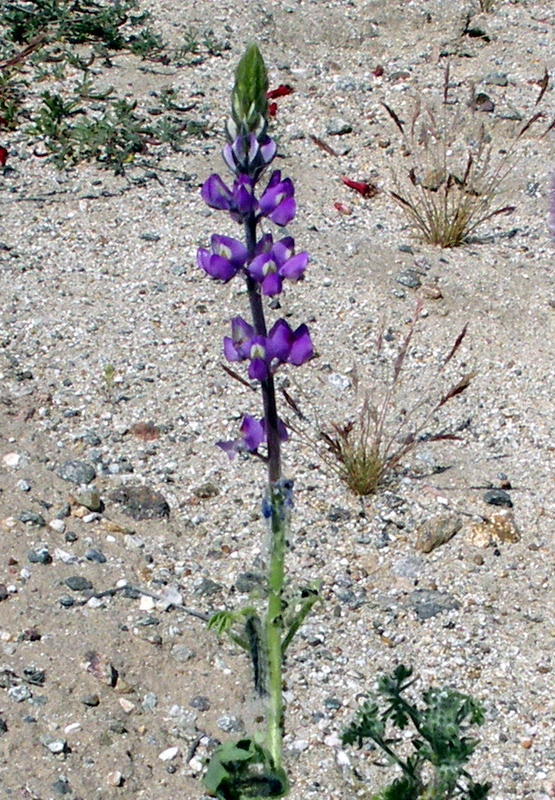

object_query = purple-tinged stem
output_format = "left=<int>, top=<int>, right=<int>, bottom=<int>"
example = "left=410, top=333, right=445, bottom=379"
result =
left=244, top=212, right=282, bottom=483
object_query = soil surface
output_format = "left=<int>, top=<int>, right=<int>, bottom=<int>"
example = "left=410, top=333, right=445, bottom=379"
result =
left=1, top=1, right=555, bottom=799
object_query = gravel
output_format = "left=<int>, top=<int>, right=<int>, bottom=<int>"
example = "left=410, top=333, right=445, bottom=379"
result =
left=1, top=1, right=555, bottom=799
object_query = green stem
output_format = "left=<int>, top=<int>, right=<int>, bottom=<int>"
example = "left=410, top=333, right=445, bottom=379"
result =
left=266, top=483, right=288, bottom=768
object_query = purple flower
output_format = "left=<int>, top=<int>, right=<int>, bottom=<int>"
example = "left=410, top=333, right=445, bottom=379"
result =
left=217, top=415, right=288, bottom=460
left=197, top=234, right=248, bottom=282
left=223, top=316, right=313, bottom=380
left=223, top=133, right=277, bottom=180
left=201, top=174, right=257, bottom=222
left=259, top=170, right=295, bottom=226
left=248, top=235, right=308, bottom=295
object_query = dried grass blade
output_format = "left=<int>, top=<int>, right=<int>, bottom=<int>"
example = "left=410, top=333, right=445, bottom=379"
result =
left=441, top=323, right=468, bottom=370
left=393, top=301, right=422, bottom=382
left=281, top=388, right=307, bottom=420
left=540, top=115, right=555, bottom=139
left=221, top=363, right=256, bottom=390
left=517, top=112, right=544, bottom=139
left=309, top=134, right=338, bottom=157
left=436, top=370, right=476, bottom=409
left=443, top=62, right=450, bottom=104
left=390, top=190, right=416, bottom=210
left=381, top=101, right=404, bottom=134
left=535, top=68, right=549, bottom=106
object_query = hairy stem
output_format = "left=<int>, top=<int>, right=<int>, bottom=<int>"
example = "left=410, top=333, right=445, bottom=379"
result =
left=266, top=483, right=288, bottom=767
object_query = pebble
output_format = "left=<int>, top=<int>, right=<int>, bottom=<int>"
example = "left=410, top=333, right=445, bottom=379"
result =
left=57, top=460, right=96, bottom=485
left=49, top=519, right=66, bottom=533
left=8, top=684, right=32, bottom=702
left=193, top=482, right=219, bottom=499
left=407, top=589, right=461, bottom=620
left=81, top=693, right=100, bottom=707
left=171, top=643, right=195, bottom=662
left=3, top=452, right=21, bottom=467
left=73, top=486, right=103, bottom=512
left=85, top=652, right=118, bottom=687
left=16, top=479, right=30, bottom=492
left=85, top=547, right=106, bottom=564
left=65, top=576, right=93, bottom=592
left=28, top=546, right=52, bottom=564
left=483, top=488, right=513, bottom=508
left=217, top=714, right=244, bottom=733
left=396, top=268, right=422, bottom=288
left=18, top=510, right=45, bottom=527
left=326, top=118, right=352, bottom=135
left=110, top=484, right=170, bottom=520
left=142, top=692, right=157, bottom=711
left=416, top=514, right=463, bottom=553
left=106, top=771, right=123, bottom=787
left=189, top=695, right=210, bottom=711
left=159, top=746, right=179, bottom=761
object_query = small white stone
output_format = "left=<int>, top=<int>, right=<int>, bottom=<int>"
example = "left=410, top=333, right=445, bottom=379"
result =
left=118, top=698, right=136, bottom=714
left=49, top=519, right=66, bottom=533
left=139, top=595, right=156, bottom=611
left=3, top=452, right=20, bottom=467
left=188, top=756, right=203, bottom=773
left=54, top=548, right=75, bottom=564
left=106, top=770, right=123, bottom=787
left=83, top=512, right=100, bottom=523
left=64, top=722, right=81, bottom=734
left=86, top=597, right=105, bottom=609
left=159, top=746, right=179, bottom=762
left=290, top=739, right=309, bottom=752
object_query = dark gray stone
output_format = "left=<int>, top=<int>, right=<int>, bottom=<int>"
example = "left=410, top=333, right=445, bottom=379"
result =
left=28, top=546, right=52, bottom=565
left=18, top=510, right=45, bottom=527
left=483, top=489, right=513, bottom=508
left=57, top=460, right=96, bottom=485
left=408, top=589, right=460, bottom=620
left=396, top=269, right=422, bottom=288
left=327, top=506, right=351, bottom=522
left=190, top=695, right=210, bottom=711
left=85, top=548, right=106, bottom=564
left=235, top=571, right=266, bottom=593
left=194, top=578, right=222, bottom=596
left=110, top=484, right=170, bottom=520
left=65, top=576, right=93, bottom=592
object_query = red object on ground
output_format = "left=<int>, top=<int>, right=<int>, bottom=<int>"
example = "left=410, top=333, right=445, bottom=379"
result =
left=266, top=84, right=293, bottom=99
left=341, top=175, right=379, bottom=198
left=334, top=202, right=352, bottom=215
left=0, top=146, right=7, bottom=166
left=268, top=102, right=277, bottom=117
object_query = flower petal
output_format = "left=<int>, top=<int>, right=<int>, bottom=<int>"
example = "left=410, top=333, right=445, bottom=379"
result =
left=289, top=324, right=313, bottom=365
left=267, top=319, right=293, bottom=361
left=262, top=271, right=282, bottom=296
left=216, top=439, right=238, bottom=460
left=240, top=416, right=265, bottom=450
left=201, top=174, right=232, bottom=209
left=268, top=197, right=296, bottom=226
left=248, top=358, right=268, bottom=381
left=199, top=253, right=238, bottom=281
left=223, top=336, right=242, bottom=362
left=280, top=251, right=307, bottom=281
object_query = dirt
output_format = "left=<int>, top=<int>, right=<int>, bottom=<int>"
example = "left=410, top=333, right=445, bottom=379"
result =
left=1, top=1, right=555, bottom=799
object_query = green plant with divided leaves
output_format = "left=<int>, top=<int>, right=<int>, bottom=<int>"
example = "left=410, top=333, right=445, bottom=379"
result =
left=342, top=665, right=492, bottom=800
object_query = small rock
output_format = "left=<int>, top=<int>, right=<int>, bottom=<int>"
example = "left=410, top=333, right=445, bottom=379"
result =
left=57, top=460, right=96, bottom=485
left=118, top=698, right=136, bottom=714
left=416, top=514, right=463, bottom=553
left=469, top=510, right=520, bottom=545
left=8, top=684, right=31, bottom=702
left=142, top=692, right=157, bottom=711
left=139, top=595, right=156, bottom=612
left=52, top=777, right=71, bottom=795
left=407, top=589, right=460, bottom=620
left=85, top=651, right=118, bottom=687
left=46, top=739, right=67, bottom=754
left=235, top=571, right=266, bottom=593
left=171, top=644, right=196, bottom=662
left=484, top=72, right=508, bottom=86
left=483, top=488, right=512, bottom=508
left=3, top=452, right=21, bottom=467
left=217, top=714, right=244, bottom=733
left=16, top=479, right=31, bottom=492
left=81, top=693, right=100, bottom=707
left=73, top=486, right=103, bottom=512
left=194, top=577, right=222, bottom=596
left=18, top=510, right=45, bottom=527
left=49, top=519, right=66, bottom=533
left=0, top=584, right=8, bottom=601
left=156, top=585, right=183, bottom=611
left=159, top=746, right=179, bottom=761
left=193, top=482, right=219, bottom=499
left=327, top=506, right=351, bottom=522
left=65, top=576, right=93, bottom=592
left=326, top=118, right=352, bottom=135
left=85, top=548, right=106, bottom=564
left=110, top=484, right=170, bottom=520
left=189, top=695, right=210, bottom=711
left=28, top=546, right=52, bottom=564
left=396, top=269, right=421, bottom=289
left=106, top=770, right=124, bottom=787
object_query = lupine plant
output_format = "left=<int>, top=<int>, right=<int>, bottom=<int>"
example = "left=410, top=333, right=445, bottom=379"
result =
left=197, top=44, right=317, bottom=799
